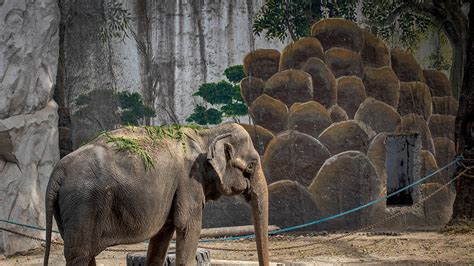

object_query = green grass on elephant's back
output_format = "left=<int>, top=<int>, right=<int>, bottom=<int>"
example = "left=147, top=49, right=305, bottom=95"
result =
left=101, top=124, right=207, bottom=170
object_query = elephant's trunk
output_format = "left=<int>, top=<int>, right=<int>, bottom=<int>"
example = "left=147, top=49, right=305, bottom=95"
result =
left=249, top=164, right=269, bottom=266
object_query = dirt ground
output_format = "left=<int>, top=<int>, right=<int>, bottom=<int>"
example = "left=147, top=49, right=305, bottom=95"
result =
left=1, top=232, right=473, bottom=265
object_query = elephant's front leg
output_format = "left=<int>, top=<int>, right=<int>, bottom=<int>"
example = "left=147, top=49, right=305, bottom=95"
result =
left=145, top=222, right=176, bottom=265
left=175, top=208, right=202, bottom=266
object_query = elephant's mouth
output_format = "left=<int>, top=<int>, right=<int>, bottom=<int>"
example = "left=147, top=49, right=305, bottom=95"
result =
left=242, top=178, right=252, bottom=202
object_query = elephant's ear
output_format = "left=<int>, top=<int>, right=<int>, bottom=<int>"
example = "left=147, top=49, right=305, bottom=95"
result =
left=207, top=133, right=234, bottom=183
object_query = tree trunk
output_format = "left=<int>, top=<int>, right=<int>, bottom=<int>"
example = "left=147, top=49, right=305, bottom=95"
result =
left=451, top=3, right=474, bottom=220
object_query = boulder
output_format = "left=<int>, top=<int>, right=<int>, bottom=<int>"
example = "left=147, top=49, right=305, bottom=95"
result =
left=336, top=76, right=367, bottom=118
left=398, top=82, right=433, bottom=121
left=361, top=29, right=390, bottom=68
left=240, top=77, right=265, bottom=106
left=318, top=120, right=376, bottom=155
left=363, top=66, right=400, bottom=108
left=203, top=195, right=251, bottom=228
left=268, top=180, right=321, bottom=230
left=243, top=49, right=280, bottom=81
left=396, top=114, right=435, bottom=155
left=249, top=94, right=288, bottom=134
left=288, top=101, right=332, bottom=139
left=420, top=150, right=445, bottom=185
left=0, top=0, right=59, bottom=119
left=325, top=48, right=364, bottom=78
left=0, top=101, right=60, bottom=254
left=418, top=183, right=454, bottom=227
left=328, top=104, right=349, bottom=122
left=239, top=124, right=275, bottom=156
left=263, top=130, right=331, bottom=187
left=433, top=137, right=457, bottom=178
left=423, top=70, right=452, bottom=97
left=367, top=132, right=388, bottom=181
left=432, top=96, right=458, bottom=116
left=311, top=18, right=364, bottom=52
left=428, top=114, right=455, bottom=141
left=390, top=48, right=424, bottom=82
left=264, top=69, right=313, bottom=107
left=279, top=37, right=324, bottom=71
left=355, top=98, right=401, bottom=134
left=301, top=57, right=337, bottom=108
left=308, top=151, right=382, bottom=229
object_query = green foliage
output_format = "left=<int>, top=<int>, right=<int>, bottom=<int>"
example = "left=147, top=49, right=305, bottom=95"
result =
left=104, top=133, right=155, bottom=170
left=253, top=0, right=357, bottom=41
left=187, top=65, right=247, bottom=125
left=362, top=0, right=431, bottom=51
left=224, top=65, right=246, bottom=83
left=117, top=91, right=156, bottom=125
left=75, top=90, right=155, bottom=126
left=99, top=0, right=132, bottom=43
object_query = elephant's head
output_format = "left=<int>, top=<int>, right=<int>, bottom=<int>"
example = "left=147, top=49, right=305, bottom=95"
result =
left=202, top=124, right=269, bottom=266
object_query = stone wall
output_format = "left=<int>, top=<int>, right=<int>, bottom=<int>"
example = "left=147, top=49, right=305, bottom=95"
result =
left=207, top=18, right=457, bottom=231
left=60, top=0, right=287, bottom=148
left=0, top=0, right=60, bottom=254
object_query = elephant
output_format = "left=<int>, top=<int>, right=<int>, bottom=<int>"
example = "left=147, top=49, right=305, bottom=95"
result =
left=43, top=123, right=269, bottom=266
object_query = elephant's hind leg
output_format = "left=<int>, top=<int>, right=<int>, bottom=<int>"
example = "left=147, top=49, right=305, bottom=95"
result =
left=145, top=223, right=176, bottom=265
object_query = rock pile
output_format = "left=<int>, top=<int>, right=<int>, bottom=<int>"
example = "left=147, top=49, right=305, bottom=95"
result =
left=233, top=18, right=457, bottom=231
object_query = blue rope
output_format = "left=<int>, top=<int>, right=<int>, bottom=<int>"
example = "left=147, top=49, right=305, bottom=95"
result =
left=0, top=156, right=463, bottom=243
left=201, top=155, right=462, bottom=242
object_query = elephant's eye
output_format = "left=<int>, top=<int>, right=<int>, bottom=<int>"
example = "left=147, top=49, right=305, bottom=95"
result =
left=244, top=161, right=256, bottom=176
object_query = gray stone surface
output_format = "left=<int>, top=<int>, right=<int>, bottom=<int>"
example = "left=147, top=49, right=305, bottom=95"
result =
left=361, top=29, right=390, bottom=68
left=318, top=120, right=376, bottom=155
left=336, top=76, right=367, bottom=119
left=328, top=104, right=349, bottom=122
left=264, top=69, right=313, bottom=107
left=0, top=0, right=60, bottom=254
left=432, top=96, right=458, bottom=116
left=268, top=180, right=321, bottom=231
left=0, top=101, right=60, bottom=254
left=428, top=114, right=455, bottom=141
left=308, top=151, right=382, bottom=230
left=263, top=130, right=331, bottom=187
left=248, top=94, right=288, bottom=134
left=311, top=18, right=364, bottom=52
left=0, top=0, right=59, bottom=119
left=363, top=66, right=400, bottom=109
left=61, top=0, right=288, bottom=147
left=398, top=82, right=433, bottom=121
left=390, top=48, right=425, bottom=82
left=301, top=57, right=337, bottom=108
left=288, top=101, right=332, bottom=139
left=325, top=48, right=364, bottom=78
left=423, top=70, right=452, bottom=97
left=396, top=114, right=436, bottom=156
left=355, top=98, right=401, bottom=134
left=202, top=195, right=251, bottom=228
left=279, top=37, right=324, bottom=71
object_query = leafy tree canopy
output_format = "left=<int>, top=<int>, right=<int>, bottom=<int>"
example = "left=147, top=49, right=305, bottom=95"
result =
left=253, top=0, right=452, bottom=71
left=187, top=65, right=247, bottom=125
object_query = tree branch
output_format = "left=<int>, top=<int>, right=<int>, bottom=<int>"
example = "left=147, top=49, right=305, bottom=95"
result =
left=367, top=4, right=413, bottom=27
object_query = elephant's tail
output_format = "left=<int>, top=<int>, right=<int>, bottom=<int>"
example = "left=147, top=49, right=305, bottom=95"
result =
left=43, top=168, right=62, bottom=266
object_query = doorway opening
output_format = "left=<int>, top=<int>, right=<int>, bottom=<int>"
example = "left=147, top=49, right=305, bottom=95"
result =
left=385, top=133, right=420, bottom=207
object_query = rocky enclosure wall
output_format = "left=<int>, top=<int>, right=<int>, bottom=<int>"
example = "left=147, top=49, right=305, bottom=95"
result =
left=0, top=0, right=60, bottom=254
left=205, top=18, right=458, bottom=231
left=60, top=0, right=287, bottom=148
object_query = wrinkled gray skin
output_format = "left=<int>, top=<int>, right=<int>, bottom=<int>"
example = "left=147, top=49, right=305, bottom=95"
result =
left=43, top=123, right=269, bottom=266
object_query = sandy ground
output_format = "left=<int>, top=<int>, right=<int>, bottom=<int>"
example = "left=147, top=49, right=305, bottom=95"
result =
left=1, top=232, right=473, bottom=265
